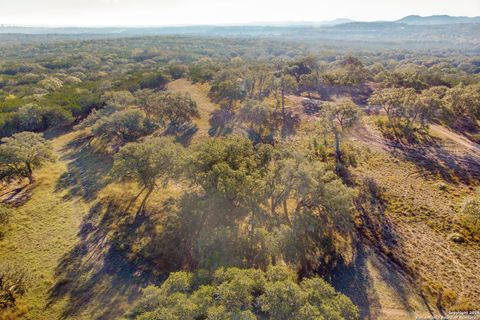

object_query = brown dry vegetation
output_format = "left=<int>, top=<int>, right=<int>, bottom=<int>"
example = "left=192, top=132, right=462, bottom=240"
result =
left=349, top=117, right=480, bottom=312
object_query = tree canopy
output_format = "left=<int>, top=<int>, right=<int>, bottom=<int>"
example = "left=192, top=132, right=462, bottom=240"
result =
left=126, top=266, right=358, bottom=320
left=0, top=132, right=54, bottom=183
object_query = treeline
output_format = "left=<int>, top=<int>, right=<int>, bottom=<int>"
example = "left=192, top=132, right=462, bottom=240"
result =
left=1, top=36, right=479, bottom=138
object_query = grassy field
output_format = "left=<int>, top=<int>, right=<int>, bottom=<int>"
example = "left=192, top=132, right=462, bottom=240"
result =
left=0, top=131, right=89, bottom=319
left=0, top=81, right=218, bottom=319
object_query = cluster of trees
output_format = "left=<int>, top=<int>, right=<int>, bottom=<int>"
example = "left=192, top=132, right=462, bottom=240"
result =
left=113, top=135, right=356, bottom=274
left=2, top=33, right=480, bottom=317
left=127, top=266, right=358, bottom=320
left=78, top=90, right=199, bottom=150
left=1, top=34, right=478, bottom=142
left=369, top=83, right=480, bottom=141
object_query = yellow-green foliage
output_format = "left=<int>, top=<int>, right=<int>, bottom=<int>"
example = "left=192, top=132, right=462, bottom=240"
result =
left=461, top=195, right=480, bottom=238
left=126, top=266, right=358, bottom=320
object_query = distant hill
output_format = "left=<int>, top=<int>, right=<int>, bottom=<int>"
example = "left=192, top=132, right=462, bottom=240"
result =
left=1, top=16, right=479, bottom=52
left=396, top=15, right=480, bottom=25
left=317, top=18, right=355, bottom=26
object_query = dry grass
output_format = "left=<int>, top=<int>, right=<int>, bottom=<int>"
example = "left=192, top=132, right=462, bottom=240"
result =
left=0, top=130, right=89, bottom=319
left=350, top=119, right=480, bottom=311
left=167, top=79, right=220, bottom=144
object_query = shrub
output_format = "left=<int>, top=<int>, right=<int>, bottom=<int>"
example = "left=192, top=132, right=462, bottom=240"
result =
left=0, top=264, right=30, bottom=310
left=461, top=196, right=480, bottom=238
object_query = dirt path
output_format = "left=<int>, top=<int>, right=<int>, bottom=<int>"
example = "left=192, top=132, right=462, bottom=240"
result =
left=168, top=79, right=219, bottom=143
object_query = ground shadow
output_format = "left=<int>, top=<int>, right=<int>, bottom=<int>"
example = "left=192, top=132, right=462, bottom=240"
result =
left=208, top=107, right=235, bottom=137
left=55, top=134, right=113, bottom=201
left=46, top=200, right=160, bottom=320
left=318, top=84, right=372, bottom=105
left=173, top=123, right=198, bottom=146
left=331, top=238, right=427, bottom=320
left=387, top=141, right=480, bottom=185
left=331, top=176, right=434, bottom=319
left=331, top=242, right=381, bottom=320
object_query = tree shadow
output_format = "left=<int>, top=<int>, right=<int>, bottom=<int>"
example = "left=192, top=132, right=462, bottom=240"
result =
left=355, top=177, right=398, bottom=252
left=173, top=123, right=198, bottom=146
left=208, top=107, right=235, bottom=137
left=318, top=84, right=372, bottom=106
left=387, top=141, right=480, bottom=185
left=331, top=243, right=381, bottom=320
left=331, top=176, right=432, bottom=319
left=55, top=134, right=113, bottom=201
left=0, top=184, right=31, bottom=206
left=280, top=111, right=300, bottom=138
left=331, top=239, right=426, bottom=320
left=46, top=200, right=160, bottom=320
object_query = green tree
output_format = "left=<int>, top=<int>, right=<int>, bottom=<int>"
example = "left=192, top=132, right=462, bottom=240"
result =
left=210, top=78, right=247, bottom=105
left=91, top=108, right=155, bottom=148
left=127, top=267, right=358, bottom=320
left=299, top=73, right=320, bottom=98
left=12, top=104, right=73, bottom=132
left=150, top=93, right=200, bottom=131
left=287, top=161, right=356, bottom=273
left=277, top=75, right=298, bottom=123
left=0, top=132, right=55, bottom=184
left=111, top=137, right=184, bottom=214
left=259, top=280, right=305, bottom=320
left=101, top=90, right=136, bottom=109
left=340, top=56, right=369, bottom=85
left=237, top=100, right=276, bottom=143
left=443, top=84, right=480, bottom=129
left=321, top=99, right=361, bottom=163
left=368, top=87, right=416, bottom=126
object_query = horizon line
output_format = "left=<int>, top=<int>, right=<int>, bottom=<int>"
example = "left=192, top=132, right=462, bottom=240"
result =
left=1, top=14, right=479, bottom=29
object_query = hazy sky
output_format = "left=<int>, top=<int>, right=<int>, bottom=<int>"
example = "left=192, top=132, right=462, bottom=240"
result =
left=1, top=0, right=479, bottom=26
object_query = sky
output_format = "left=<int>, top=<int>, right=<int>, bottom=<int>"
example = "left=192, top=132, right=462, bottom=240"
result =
left=0, top=0, right=479, bottom=27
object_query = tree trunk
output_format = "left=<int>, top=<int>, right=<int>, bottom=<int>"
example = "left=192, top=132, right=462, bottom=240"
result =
left=271, top=197, right=276, bottom=216
left=125, top=186, right=146, bottom=213
left=248, top=209, right=256, bottom=266
left=281, top=88, right=286, bottom=122
left=26, top=162, right=33, bottom=184
left=283, top=199, right=291, bottom=226
left=333, top=127, right=342, bottom=163
left=137, top=187, right=154, bottom=216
